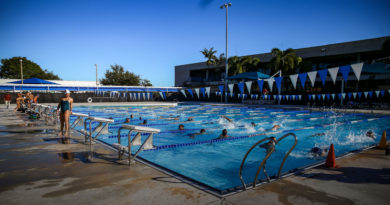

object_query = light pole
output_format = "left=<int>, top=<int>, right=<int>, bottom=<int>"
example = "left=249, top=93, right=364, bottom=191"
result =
left=19, top=59, right=23, bottom=85
left=221, top=3, right=231, bottom=103
left=95, top=64, right=98, bottom=86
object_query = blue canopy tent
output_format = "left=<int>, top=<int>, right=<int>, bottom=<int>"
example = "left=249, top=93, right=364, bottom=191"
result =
left=228, top=72, right=270, bottom=80
left=9, top=78, right=58, bottom=84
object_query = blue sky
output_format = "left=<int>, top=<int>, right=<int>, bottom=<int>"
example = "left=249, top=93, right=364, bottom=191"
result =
left=1, top=0, right=389, bottom=86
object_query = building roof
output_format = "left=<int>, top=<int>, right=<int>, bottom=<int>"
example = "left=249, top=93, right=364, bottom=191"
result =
left=175, top=36, right=390, bottom=70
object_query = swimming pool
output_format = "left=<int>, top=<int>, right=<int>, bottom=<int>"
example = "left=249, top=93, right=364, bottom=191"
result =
left=70, top=104, right=390, bottom=194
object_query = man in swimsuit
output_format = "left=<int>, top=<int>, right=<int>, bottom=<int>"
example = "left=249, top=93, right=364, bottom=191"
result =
left=14, top=93, right=24, bottom=112
left=57, top=89, right=73, bottom=137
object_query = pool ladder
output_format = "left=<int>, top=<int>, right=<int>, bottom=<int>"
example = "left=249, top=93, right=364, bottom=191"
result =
left=239, top=133, right=298, bottom=190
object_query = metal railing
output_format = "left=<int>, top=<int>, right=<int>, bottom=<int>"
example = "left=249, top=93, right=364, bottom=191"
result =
left=239, top=133, right=298, bottom=190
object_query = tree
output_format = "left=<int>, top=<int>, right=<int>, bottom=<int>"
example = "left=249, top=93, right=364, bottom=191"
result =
left=240, top=56, right=260, bottom=72
left=201, top=47, right=218, bottom=67
left=269, top=48, right=302, bottom=75
left=100, top=64, right=152, bottom=86
left=141, top=79, right=152, bottom=86
left=0, top=57, right=60, bottom=80
left=228, top=56, right=260, bottom=76
left=228, top=56, right=243, bottom=76
left=215, top=53, right=226, bottom=65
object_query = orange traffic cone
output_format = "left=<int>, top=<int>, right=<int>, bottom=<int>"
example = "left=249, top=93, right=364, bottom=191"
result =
left=325, top=144, right=339, bottom=168
left=378, top=130, right=387, bottom=149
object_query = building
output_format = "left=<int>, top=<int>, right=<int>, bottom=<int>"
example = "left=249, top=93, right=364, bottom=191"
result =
left=175, top=36, right=390, bottom=87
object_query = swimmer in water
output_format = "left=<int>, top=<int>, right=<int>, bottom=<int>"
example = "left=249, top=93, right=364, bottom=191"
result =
left=251, top=122, right=256, bottom=127
left=187, top=117, right=194, bottom=121
left=178, top=124, right=185, bottom=130
left=310, top=147, right=328, bottom=157
left=366, top=130, right=375, bottom=139
left=141, top=119, right=147, bottom=125
left=190, top=129, right=206, bottom=138
left=259, top=137, right=277, bottom=154
left=130, top=114, right=134, bottom=119
left=221, top=115, right=233, bottom=123
left=309, top=133, right=325, bottom=137
left=216, top=129, right=230, bottom=139
left=265, top=125, right=280, bottom=131
left=124, top=118, right=130, bottom=123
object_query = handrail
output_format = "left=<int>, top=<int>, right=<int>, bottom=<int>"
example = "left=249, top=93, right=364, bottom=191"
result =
left=275, top=133, right=298, bottom=178
left=239, top=132, right=298, bottom=190
left=238, top=137, right=270, bottom=190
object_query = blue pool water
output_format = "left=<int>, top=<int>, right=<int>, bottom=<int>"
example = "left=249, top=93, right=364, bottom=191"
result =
left=70, top=104, right=390, bottom=192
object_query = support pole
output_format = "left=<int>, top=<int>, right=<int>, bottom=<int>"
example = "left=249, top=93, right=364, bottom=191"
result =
left=340, top=79, right=344, bottom=106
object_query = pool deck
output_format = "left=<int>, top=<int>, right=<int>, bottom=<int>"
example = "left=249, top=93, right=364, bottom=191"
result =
left=1, top=104, right=389, bottom=205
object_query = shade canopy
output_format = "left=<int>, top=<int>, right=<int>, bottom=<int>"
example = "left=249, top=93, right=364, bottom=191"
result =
left=228, top=72, right=270, bottom=80
left=9, top=78, right=58, bottom=84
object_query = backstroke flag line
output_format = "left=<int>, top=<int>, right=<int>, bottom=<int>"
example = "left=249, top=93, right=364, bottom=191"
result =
left=194, top=88, right=200, bottom=99
left=245, top=81, right=252, bottom=95
left=339, top=65, right=351, bottom=83
left=274, top=77, right=283, bottom=91
left=205, top=87, right=210, bottom=98
left=307, top=71, right=317, bottom=87
left=228, top=84, right=234, bottom=95
left=266, top=78, right=274, bottom=92
left=351, top=62, right=363, bottom=81
left=180, top=90, right=187, bottom=98
left=257, top=80, right=264, bottom=92
left=328, top=67, right=339, bottom=84
left=318, top=69, right=328, bottom=86
left=289, top=74, right=298, bottom=89
left=238, top=82, right=244, bottom=94
left=187, top=89, right=193, bottom=98
left=298, top=73, right=307, bottom=88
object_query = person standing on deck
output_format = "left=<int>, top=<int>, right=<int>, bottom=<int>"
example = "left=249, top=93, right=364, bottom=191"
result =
left=56, top=90, right=73, bottom=137
left=3, top=92, right=12, bottom=109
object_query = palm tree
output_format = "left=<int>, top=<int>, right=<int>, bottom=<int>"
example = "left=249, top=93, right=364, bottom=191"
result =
left=201, top=47, right=218, bottom=67
left=228, top=56, right=243, bottom=76
left=241, top=56, right=260, bottom=72
left=270, top=48, right=302, bottom=74
left=215, top=53, right=226, bottom=65
left=227, top=56, right=261, bottom=76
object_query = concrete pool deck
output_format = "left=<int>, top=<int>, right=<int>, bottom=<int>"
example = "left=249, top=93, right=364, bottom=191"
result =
left=0, top=104, right=389, bottom=205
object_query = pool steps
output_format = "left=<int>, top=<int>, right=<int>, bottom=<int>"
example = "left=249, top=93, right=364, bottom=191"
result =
left=239, top=133, right=298, bottom=190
